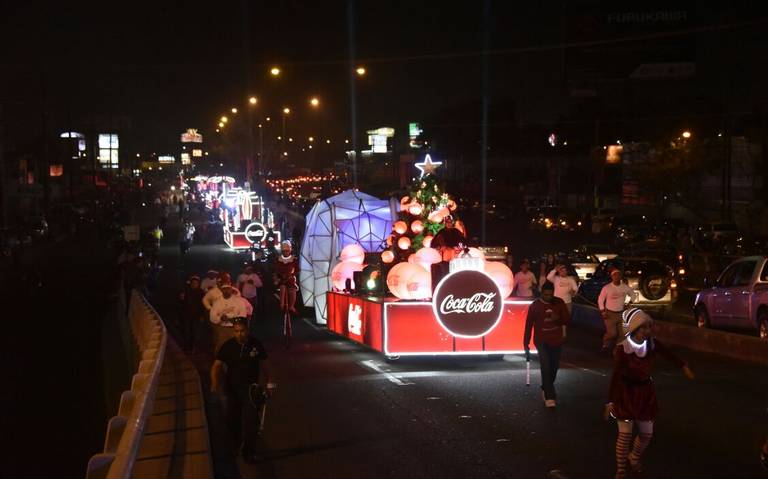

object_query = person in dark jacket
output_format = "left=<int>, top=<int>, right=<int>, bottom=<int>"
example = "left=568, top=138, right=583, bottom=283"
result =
left=604, top=307, right=695, bottom=478
left=179, top=275, right=206, bottom=352
left=523, top=281, right=570, bottom=408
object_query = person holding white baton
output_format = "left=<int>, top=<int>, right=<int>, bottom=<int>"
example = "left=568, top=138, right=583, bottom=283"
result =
left=211, top=317, right=276, bottom=463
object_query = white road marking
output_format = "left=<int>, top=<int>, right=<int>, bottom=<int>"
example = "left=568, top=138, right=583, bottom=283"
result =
left=560, top=361, right=607, bottom=377
left=302, top=317, right=322, bottom=331
left=360, top=360, right=414, bottom=386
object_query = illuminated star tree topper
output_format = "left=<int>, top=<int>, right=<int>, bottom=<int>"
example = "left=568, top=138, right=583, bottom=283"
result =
left=414, top=154, right=442, bottom=178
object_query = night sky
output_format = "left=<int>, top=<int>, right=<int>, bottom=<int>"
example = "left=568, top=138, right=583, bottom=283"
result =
left=2, top=1, right=767, bottom=155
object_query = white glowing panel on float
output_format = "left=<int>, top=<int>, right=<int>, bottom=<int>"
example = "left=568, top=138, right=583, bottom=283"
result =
left=299, top=189, right=397, bottom=324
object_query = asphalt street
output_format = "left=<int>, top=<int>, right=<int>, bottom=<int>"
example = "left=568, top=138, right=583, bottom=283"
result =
left=150, top=231, right=767, bottom=479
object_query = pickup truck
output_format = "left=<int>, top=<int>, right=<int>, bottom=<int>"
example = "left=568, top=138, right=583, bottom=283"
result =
left=694, top=255, right=768, bottom=339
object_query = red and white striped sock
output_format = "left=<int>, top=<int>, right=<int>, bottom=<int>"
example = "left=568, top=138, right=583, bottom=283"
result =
left=629, top=433, right=653, bottom=465
left=615, top=432, right=632, bottom=478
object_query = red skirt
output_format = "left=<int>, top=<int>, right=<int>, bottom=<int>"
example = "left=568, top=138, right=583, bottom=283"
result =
left=613, top=377, right=658, bottom=421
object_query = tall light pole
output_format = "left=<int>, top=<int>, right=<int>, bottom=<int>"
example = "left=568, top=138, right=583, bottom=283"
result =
left=282, top=107, right=290, bottom=142
left=347, top=0, right=358, bottom=188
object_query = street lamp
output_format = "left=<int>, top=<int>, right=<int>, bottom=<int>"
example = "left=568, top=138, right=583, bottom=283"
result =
left=682, top=130, right=692, bottom=139
left=310, top=97, right=320, bottom=108
left=220, top=116, right=228, bottom=123
left=270, top=66, right=281, bottom=76
left=308, top=136, right=314, bottom=142
left=283, top=107, right=290, bottom=115
left=231, top=107, right=238, bottom=114
left=356, top=66, right=366, bottom=76
left=218, top=122, right=224, bottom=128
left=249, top=96, right=257, bottom=105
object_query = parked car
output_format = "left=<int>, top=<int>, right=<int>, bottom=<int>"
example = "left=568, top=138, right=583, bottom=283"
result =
left=694, top=256, right=768, bottom=339
left=577, top=257, right=677, bottom=309
left=696, top=223, right=740, bottom=241
left=576, top=244, right=617, bottom=263
left=568, top=250, right=601, bottom=280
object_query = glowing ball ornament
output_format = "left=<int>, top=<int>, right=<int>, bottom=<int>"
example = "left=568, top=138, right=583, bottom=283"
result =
left=422, top=235, right=434, bottom=248
left=394, top=221, right=408, bottom=235
left=405, top=265, right=432, bottom=300
left=397, top=236, right=411, bottom=250
left=408, top=203, right=423, bottom=216
left=414, top=246, right=441, bottom=265
left=411, top=220, right=424, bottom=234
left=484, top=261, right=514, bottom=298
left=339, top=244, right=365, bottom=264
left=386, top=262, right=416, bottom=299
left=381, top=250, right=395, bottom=264
left=331, top=261, right=364, bottom=291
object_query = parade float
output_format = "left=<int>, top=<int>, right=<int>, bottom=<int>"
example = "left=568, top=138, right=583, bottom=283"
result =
left=306, top=156, right=535, bottom=359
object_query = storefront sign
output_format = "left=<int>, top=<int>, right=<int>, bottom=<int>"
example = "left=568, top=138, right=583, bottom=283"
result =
left=432, top=270, right=503, bottom=338
left=244, top=222, right=267, bottom=243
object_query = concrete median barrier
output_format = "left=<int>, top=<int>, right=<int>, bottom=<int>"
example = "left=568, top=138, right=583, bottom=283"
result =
left=571, top=303, right=768, bottom=364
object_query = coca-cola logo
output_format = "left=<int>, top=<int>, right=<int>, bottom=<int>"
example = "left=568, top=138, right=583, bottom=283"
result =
left=432, top=270, right=503, bottom=338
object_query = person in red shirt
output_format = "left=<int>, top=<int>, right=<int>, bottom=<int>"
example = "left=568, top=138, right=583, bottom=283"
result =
left=523, top=281, right=570, bottom=408
left=605, top=307, right=694, bottom=478
left=274, top=241, right=298, bottom=313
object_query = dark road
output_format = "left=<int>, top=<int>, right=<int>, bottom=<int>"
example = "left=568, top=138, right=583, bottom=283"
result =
left=150, top=239, right=767, bottom=479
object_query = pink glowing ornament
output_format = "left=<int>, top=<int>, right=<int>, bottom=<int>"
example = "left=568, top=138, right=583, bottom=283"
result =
left=394, top=221, right=408, bottom=235
left=381, top=250, right=395, bottom=264
left=397, top=236, right=411, bottom=250
left=411, top=220, right=424, bottom=234
left=422, top=235, right=434, bottom=248
left=410, top=246, right=441, bottom=274
left=405, top=265, right=432, bottom=300
left=386, top=262, right=416, bottom=299
left=339, top=244, right=365, bottom=264
left=408, top=203, right=423, bottom=216
left=484, top=261, right=514, bottom=298
left=331, top=261, right=364, bottom=291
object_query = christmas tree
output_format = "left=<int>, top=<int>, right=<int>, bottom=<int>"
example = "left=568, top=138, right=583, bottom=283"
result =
left=380, top=155, right=458, bottom=266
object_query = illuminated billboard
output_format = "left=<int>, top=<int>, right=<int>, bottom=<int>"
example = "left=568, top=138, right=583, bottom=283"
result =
left=366, top=127, right=394, bottom=154
left=181, top=128, right=203, bottom=143
left=158, top=155, right=176, bottom=164
left=98, top=133, right=119, bottom=169
left=181, top=153, right=191, bottom=165
left=192, top=149, right=203, bottom=157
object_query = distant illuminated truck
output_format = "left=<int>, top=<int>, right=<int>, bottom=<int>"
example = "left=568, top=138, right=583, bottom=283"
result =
left=221, top=188, right=280, bottom=250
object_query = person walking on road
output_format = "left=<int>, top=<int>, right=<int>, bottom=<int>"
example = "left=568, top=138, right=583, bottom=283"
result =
left=604, top=308, right=694, bottom=478
left=513, top=259, right=537, bottom=298
left=151, top=224, right=163, bottom=249
left=210, top=318, right=275, bottom=463
left=179, top=275, right=205, bottom=352
left=179, top=221, right=195, bottom=255
left=203, top=272, right=240, bottom=312
left=208, top=282, right=246, bottom=323
left=238, top=264, right=263, bottom=323
left=546, top=264, right=579, bottom=313
left=598, top=268, right=639, bottom=353
left=201, top=269, right=218, bottom=292
left=523, top=281, right=571, bottom=408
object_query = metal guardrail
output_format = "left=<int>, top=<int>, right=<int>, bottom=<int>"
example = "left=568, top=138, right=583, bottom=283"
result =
left=85, top=290, right=167, bottom=479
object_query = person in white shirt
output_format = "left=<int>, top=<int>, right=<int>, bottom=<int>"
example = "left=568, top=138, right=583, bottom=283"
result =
left=203, top=272, right=240, bottom=311
left=200, top=270, right=218, bottom=292
left=546, top=264, right=579, bottom=313
left=237, top=265, right=263, bottom=318
left=598, top=268, right=639, bottom=351
left=209, top=284, right=248, bottom=326
left=513, top=259, right=537, bottom=298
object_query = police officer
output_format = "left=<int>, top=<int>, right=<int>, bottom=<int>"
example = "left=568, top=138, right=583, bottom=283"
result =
left=210, top=318, right=275, bottom=462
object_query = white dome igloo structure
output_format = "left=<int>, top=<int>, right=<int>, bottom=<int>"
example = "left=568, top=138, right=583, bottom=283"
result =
left=299, top=189, right=397, bottom=323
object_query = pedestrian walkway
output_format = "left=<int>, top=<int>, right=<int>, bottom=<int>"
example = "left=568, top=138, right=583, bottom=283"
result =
left=132, top=338, right=213, bottom=479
